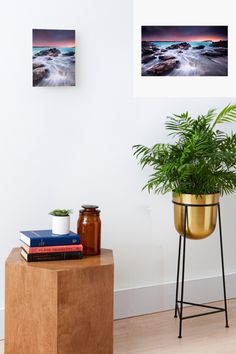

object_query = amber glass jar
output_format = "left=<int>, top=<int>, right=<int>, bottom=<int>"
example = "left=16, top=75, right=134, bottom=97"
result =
left=77, top=205, right=101, bottom=256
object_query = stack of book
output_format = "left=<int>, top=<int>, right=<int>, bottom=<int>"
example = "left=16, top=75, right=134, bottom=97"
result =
left=20, top=229, right=83, bottom=262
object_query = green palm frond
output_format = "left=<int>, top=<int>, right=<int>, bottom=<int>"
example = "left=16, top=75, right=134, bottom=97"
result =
left=201, top=108, right=217, bottom=125
left=212, top=104, right=236, bottom=128
left=133, top=105, right=236, bottom=196
left=165, top=112, right=194, bottom=137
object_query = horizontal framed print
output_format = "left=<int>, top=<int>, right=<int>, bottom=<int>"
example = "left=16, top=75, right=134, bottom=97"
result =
left=33, top=29, right=76, bottom=87
left=133, top=0, right=235, bottom=97
left=142, top=26, right=228, bottom=77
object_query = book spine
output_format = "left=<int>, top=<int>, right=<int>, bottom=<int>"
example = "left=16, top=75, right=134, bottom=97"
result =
left=23, top=251, right=83, bottom=262
left=22, top=244, right=83, bottom=254
left=26, top=236, right=80, bottom=247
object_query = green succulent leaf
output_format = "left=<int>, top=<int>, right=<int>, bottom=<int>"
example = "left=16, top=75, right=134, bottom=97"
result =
left=49, top=209, right=73, bottom=216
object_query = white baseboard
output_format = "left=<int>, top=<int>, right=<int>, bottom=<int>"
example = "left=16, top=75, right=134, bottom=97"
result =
left=114, top=273, right=236, bottom=319
left=1, top=273, right=236, bottom=339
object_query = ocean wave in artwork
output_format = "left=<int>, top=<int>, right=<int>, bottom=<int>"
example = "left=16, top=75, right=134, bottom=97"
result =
left=32, top=47, right=75, bottom=86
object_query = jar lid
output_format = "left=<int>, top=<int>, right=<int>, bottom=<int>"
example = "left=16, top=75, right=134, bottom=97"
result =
left=82, top=204, right=99, bottom=210
left=80, top=205, right=100, bottom=213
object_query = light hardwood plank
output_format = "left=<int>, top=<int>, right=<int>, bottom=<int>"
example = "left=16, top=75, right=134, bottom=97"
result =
left=114, top=299, right=236, bottom=354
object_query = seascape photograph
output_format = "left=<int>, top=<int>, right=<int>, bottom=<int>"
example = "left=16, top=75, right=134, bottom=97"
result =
left=142, top=26, right=228, bottom=76
left=32, top=29, right=76, bottom=87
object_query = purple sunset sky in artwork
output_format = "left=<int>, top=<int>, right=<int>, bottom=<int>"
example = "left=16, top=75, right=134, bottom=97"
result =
left=33, top=29, right=75, bottom=48
left=142, top=26, right=228, bottom=42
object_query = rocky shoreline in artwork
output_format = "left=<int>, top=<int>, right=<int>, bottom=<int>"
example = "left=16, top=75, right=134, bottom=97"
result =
left=32, top=47, right=75, bottom=86
left=142, top=40, right=228, bottom=76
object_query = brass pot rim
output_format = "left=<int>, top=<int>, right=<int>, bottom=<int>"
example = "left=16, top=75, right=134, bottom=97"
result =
left=172, top=192, right=220, bottom=206
left=172, top=191, right=220, bottom=196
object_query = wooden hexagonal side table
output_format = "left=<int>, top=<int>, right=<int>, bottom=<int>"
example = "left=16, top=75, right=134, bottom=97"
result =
left=5, top=248, right=114, bottom=354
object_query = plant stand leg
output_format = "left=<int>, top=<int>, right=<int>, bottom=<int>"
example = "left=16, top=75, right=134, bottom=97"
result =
left=178, top=205, right=187, bottom=339
left=174, top=235, right=182, bottom=318
left=218, top=204, right=229, bottom=328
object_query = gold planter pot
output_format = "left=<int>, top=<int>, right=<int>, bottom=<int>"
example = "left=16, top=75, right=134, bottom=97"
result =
left=173, top=193, right=220, bottom=240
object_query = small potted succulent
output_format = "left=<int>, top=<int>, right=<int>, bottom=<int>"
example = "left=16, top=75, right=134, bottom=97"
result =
left=49, top=209, right=73, bottom=235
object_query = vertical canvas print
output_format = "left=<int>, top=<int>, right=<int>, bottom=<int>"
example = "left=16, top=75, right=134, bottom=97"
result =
left=32, top=29, right=76, bottom=87
left=142, top=26, right=228, bottom=76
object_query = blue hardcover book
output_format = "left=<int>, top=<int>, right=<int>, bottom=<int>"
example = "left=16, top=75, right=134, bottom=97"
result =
left=20, top=230, right=80, bottom=247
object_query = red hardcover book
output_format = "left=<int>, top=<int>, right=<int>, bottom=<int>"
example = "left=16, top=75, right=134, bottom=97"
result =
left=21, top=243, right=83, bottom=254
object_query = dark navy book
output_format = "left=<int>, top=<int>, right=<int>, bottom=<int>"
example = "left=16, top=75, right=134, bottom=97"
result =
left=20, top=229, right=80, bottom=247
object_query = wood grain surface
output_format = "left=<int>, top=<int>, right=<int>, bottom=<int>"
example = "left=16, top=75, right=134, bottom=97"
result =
left=5, top=248, right=114, bottom=354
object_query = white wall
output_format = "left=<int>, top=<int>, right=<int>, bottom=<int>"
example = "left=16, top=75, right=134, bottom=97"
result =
left=1, top=0, right=236, bottom=329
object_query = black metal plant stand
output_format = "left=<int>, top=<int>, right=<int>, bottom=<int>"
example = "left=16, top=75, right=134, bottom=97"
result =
left=173, top=200, right=229, bottom=338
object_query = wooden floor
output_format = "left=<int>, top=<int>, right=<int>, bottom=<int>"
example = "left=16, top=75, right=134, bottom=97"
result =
left=1, top=299, right=236, bottom=353
left=114, top=299, right=236, bottom=354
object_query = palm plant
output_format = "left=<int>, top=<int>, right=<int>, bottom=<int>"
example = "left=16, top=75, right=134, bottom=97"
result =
left=133, top=104, right=236, bottom=196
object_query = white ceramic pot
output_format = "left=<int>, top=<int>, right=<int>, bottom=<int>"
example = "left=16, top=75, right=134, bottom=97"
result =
left=52, top=215, right=70, bottom=235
